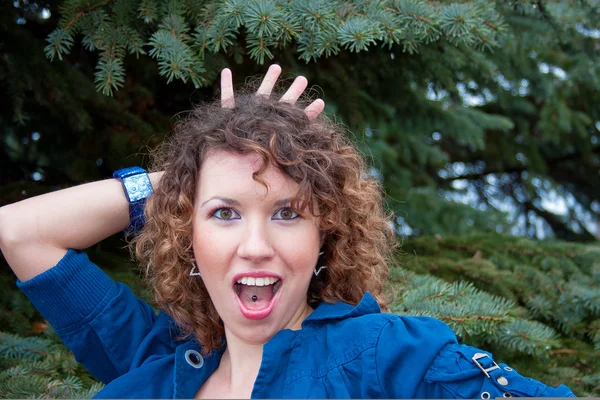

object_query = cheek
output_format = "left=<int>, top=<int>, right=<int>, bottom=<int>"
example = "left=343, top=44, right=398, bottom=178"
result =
left=275, top=224, right=321, bottom=274
left=192, top=222, right=235, bottom=272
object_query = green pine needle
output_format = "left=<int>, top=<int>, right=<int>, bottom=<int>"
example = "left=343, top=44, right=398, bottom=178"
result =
left=94, top=58, right=126, bottom=96
left=338, top=17, right=382, bottom=52
left=246, top=32, right=276, bottom=64
left=138, top=0, right=159, bottom=23
left=242, top=0, right=283, bottom=37
left=44, top=28, right=75, bottom=62
left=221, top=0, right=246, bottom=29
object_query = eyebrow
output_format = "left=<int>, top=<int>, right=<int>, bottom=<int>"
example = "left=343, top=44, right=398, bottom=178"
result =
left=200, top=196, right=294, bottom=208
left=201, top=196, right=240, bottom=208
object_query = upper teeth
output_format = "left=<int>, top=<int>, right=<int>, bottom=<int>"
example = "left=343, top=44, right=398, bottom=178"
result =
left=237, top=277, right=279, bottom=286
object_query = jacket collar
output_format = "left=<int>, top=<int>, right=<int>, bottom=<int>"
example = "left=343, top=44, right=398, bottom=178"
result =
left=303, top=291, right=381, bottom=325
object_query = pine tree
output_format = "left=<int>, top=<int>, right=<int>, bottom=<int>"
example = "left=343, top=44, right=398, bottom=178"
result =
left=19, top=0, right=600, bottom=240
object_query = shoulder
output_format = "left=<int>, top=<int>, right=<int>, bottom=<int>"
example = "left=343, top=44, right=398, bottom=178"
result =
left=346, top=312, right=458, bottom=354
left=306, top=292, right=457, bottom=347
left=315, top=312, right=459, bottom=398
left=304, top=297, right=459, bottom=375
left=373, top=314, right=458, bottom=396
left=377, top=313, right=457, bottom=344
left=304, top=293, right=458, bottom=357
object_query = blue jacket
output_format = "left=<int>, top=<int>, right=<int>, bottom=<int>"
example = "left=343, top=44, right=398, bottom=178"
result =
left=17, top=249, right=575, bottom=399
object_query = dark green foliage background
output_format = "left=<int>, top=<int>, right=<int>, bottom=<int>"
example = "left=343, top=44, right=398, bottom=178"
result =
left=1, top=0, right=599, bottom=397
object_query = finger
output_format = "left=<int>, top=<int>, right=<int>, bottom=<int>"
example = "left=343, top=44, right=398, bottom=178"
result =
left=221, top=68, right=234, bottom=108
left=304, top=99, right=325, bottom=120
left=256, top=64, right=282, bottom=98
left=279, top=76, right=308, bottom=104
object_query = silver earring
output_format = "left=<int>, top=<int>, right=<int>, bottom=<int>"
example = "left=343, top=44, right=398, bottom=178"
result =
left=314, top=251, right=326, bottom=276
left=190, top=262, right=201, bottom=276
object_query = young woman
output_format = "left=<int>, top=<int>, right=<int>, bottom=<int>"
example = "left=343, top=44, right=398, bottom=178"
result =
left=0, top=66, right=574, bottom=399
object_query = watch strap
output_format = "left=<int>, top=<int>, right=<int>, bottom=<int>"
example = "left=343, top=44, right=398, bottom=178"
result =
left=113, top=166, right=153, bottom=234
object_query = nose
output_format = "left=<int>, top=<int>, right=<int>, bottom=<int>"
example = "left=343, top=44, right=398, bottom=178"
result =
left=236, top=220, right=275, bottom=263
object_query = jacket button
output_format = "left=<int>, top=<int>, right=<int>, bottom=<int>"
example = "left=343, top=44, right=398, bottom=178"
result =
left=185, top=349, right=204, bottom=369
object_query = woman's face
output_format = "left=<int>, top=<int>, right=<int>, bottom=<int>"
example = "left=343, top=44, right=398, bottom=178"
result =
left=192, top=150, right=321, bottom=345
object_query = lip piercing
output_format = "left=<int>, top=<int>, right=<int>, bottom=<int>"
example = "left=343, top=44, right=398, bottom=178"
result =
left=252, top=295, right=258, bottom=302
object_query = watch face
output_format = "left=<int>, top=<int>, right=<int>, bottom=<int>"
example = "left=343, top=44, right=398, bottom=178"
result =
left=123, top=173, right=153, bottom=202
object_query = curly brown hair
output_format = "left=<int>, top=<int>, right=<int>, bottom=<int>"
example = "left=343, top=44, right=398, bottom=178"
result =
left=131, top=90, right=396, bottom=354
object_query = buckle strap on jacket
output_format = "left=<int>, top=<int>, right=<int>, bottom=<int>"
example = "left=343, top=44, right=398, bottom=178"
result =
left=471, top=353, right=501, bottom=379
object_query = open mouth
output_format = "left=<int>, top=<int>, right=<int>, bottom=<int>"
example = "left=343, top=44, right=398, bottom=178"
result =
left=233, top=275, right=282, bottom=320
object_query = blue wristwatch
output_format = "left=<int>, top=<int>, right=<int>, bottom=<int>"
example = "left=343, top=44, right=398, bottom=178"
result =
left=113, top=166, right=153, bottom=234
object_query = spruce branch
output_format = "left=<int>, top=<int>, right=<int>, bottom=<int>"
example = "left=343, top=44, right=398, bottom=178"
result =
left=242, top=0, right=283, bottom=37
left=40, top=0, right=525, bottom=96
left=274, top=16, right=302, bottom=47
left=291, top=0, right=338, bottom=31
left=494, top=319, right=559, bottom=355
left=138, top=0, right=159, bottom=23
left=44, top=29, right=75, bottom=61
left=182, top=0, right=206, bottom=24
left=338, top=17, right=382, bottom=52
left=159, top=13, right=191, bottom=39
left=221, top=0, right=246, bottom=29
left=297, top=31, right=319, bottom=62
left=392, top=275, right=515, bottom=337
left=205, top=15, right=238, bottom=52
left=80, top=10, right=111, bottom=51
left=64, top=0, right=113, bottom=30
left=439, top=3, right=482, bottom=46
left=94, top=57, right=126, bottom=96
left=192, top=26, right=208, bottom=56
left=370, top=9, right=404, bottom=49
left=314, top=28, right=340, bottom=57
left=160, top=0, right=187, bottom=20
left=148, top=30, right=178, bottom=59
left=111, top=0, right=138, bottom=26
left=394, top=0, right=435, bottom=25
left=246, top=32, right=276, bottom=64
left=117, top=26, right=147, bottom=57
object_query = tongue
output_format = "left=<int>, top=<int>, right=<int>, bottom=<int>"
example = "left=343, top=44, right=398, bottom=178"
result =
left=238, top=284, right=275, bottom=309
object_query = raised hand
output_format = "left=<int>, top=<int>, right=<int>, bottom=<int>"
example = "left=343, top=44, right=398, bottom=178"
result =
left=220, top=65, right=325, bottom=120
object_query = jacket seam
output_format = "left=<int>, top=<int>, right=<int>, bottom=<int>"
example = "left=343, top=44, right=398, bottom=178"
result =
left=284, top=315, right=388, bottom=386
left=91, top=317, right=128, bottom=377
left=435, top=380, right=469, bottom=399
left=374, top=318, right=392, bottom=399
left=423, top=342, right=456, bottom=382
left=54, top=282, right=117, bottom=336
left=54, top=308, right=128, bottom=380
left=62, top=284, right=129, bottom=377
left=284, top=341, right=377, bottom=387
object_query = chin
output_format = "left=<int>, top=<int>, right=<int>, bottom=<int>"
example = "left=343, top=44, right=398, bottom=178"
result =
left=227, top=314, right=286, bottom=345
left=223, top=294, right=306, bottom=344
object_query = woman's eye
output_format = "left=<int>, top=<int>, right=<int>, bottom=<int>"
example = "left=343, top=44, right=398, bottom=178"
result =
left=212, top=208, right=240, bottom=220
left=273, top=207, right=299, bottom=220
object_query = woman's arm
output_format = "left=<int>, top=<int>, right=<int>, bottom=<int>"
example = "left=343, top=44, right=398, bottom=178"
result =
left=0, top=172, right=163, bottom=282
